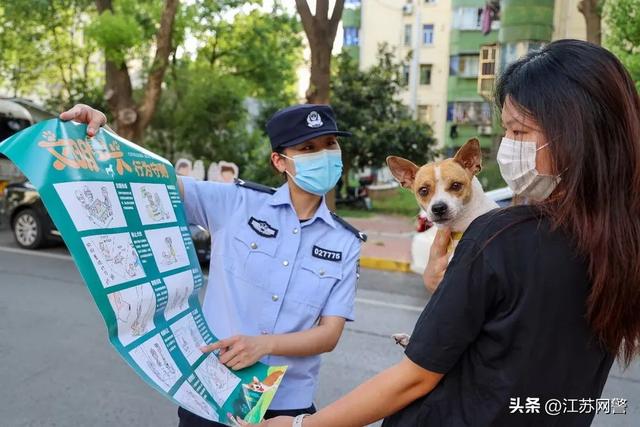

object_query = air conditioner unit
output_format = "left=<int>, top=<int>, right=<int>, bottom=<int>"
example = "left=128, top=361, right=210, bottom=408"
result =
left=402, top=4, right=414, bottom=15
left=477, top=125, right=493, bottom=136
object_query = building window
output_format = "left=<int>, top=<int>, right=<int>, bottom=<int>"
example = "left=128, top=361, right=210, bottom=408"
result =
left=449, top=54, right=479, bottom=78
left=419, top=64, right=432, bottom=85
left=447, top=102, right=492, bottom=125
left=452, top=7, right=483, bottom=30
left=344, top=27, right=359, bottom=46
left=404, top=24, right=412, bottom=46
left=418, top=105, right=433, bottom=123
left=401, top=64, right=410, bottom=85
left=422, top=24, right=434, bottom=45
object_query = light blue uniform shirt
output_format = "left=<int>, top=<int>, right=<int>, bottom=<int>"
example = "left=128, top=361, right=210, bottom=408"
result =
left=182, top=177, right=362, bottom=409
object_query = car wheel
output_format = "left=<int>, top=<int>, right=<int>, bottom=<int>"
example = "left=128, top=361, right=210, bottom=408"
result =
left=12, top=209, right=47, bottom=249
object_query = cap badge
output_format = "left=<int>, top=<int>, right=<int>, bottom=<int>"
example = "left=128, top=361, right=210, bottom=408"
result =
left=306, top=111, right=323, bottom=128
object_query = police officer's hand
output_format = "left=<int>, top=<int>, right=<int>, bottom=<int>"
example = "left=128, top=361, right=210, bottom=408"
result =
left=59, top=104, right=107, bottom=137
left=423, top=228, right=451, bottom=294
left=200, top=335, right=272, bottom=371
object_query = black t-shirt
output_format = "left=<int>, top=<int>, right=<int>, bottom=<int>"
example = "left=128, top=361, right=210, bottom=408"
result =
left=383, top=206, right=614, bottom=427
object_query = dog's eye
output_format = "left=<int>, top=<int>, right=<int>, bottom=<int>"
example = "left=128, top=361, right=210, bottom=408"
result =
left=418, top=186, right=430, bottom=197
left=450, top=182, right=463, bottom=191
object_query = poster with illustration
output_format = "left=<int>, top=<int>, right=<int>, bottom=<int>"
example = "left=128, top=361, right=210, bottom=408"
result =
left=0, top=119, right=286, bottom=425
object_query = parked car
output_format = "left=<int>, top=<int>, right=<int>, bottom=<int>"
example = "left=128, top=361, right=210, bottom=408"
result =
left=1, top=180, right=62, bottom=248
left=1, top=180, right=212, bottom=264
left=410, top=187, right=514, bottom=274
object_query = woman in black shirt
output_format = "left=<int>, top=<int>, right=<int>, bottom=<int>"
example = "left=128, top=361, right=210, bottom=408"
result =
left=261, top=40, right=640, bottom=427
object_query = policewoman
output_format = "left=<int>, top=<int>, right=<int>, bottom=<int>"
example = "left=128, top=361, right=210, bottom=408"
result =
left=60, top=103, right=365, bottom=426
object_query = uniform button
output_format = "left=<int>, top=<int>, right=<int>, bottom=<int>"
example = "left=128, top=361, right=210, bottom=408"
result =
left=319, top=269, right=325, bottom=276
left=282, top=260, right=289, bottom=266
left=250, top=242, right=257, bottom=249
left=293, top=228, right=299, bottom=234
left=272, top=294, right=279, bottom=302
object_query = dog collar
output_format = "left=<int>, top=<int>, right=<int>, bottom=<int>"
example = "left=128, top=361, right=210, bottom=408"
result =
left=451, top=231, right=464, bottom=241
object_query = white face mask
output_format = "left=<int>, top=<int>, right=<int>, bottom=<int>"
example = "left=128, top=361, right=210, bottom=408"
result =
left=497, top=137, right=560, bottom=202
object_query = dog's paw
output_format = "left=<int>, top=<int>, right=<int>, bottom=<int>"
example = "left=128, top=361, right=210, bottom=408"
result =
left=392, top=333, right=411, bottom=348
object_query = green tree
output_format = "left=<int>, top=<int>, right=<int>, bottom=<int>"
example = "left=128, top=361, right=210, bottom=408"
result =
left=145, top=6, right=302, bottom=185
left=605, top=0, right=640, bottom=90
left=0, top=0, right=102, bottom=104
left=295, top=0, right=344, bottom=104
left=331, top=47, right=438, bottom=187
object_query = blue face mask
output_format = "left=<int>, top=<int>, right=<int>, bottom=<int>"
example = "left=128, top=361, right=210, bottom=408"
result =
left=282, top=150, right=343, bottom=196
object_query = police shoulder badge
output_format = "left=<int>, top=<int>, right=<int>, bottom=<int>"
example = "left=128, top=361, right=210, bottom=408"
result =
left=306, top=111, right=323, bottom=128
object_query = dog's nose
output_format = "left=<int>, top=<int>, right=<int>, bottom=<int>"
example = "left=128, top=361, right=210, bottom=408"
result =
left=431, top=202, right=448, bottom=216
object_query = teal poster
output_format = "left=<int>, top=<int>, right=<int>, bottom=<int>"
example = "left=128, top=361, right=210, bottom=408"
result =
left=0, top=119, right=286, bottom=426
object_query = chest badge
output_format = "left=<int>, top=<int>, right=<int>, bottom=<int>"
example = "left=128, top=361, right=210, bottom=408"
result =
left=312, top=245, right=342, bottom=262
left=248, top=217, right=278, bottom=238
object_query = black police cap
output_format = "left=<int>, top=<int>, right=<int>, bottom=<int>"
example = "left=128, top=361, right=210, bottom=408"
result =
left=266, top=104, right=351, bottom=151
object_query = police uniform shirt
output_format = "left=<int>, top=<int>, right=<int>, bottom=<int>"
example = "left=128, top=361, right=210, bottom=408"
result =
left=181, top=177, right=362, bottom=410
left=382, top=205, right=615, bottom=427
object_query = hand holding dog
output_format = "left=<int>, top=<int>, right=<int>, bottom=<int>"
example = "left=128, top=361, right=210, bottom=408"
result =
left=200, top=335, right=273, bottom=371
left=423, top=228, right=451, bottom=294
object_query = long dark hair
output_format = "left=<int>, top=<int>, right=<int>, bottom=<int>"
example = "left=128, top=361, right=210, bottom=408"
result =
left=496, top=39, right=640, bottom=366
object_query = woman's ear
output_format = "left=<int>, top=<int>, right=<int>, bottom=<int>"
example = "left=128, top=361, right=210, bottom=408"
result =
left=271, top=151, right=288, bottom=174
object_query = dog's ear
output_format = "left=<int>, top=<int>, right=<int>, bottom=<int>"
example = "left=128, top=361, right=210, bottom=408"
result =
left=454, top=138, right=482, bottom=175
left=386, top=156, right=419, bottom=189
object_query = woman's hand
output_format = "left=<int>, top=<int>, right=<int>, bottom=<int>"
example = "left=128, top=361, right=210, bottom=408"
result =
left=200, top=335, right=273, bottom=371
left=255, top=416, right=293, bottom=426
left=423, top=228, right=451, bottom=294
left=59, top=104, right=107, bottom=137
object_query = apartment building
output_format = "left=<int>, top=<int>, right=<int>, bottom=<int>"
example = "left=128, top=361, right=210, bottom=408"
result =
left=342, top=0, right=587, bottom=154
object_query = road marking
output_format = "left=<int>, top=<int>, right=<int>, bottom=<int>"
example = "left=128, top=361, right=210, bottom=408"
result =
left=355, top=297, right=423, bottom=313
left=0, top=245, right=73, bottom=261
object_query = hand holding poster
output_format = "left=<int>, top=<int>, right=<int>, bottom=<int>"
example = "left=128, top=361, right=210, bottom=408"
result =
left=0, top=119, right=286, bottom=426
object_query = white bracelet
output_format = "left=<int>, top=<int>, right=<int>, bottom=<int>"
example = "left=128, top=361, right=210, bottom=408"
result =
left=292, top=414, right=310, bottom=427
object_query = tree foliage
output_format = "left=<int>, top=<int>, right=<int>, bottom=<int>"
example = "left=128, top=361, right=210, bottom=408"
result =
left=145, top=6, right=302, bottom=185
left=331, top=46, right=438, bottom=182
left=0, top=0, right=101, bottom=103
left=0, top=1, right=302, bottom=184
left=605, top=0, right=640, bottom=91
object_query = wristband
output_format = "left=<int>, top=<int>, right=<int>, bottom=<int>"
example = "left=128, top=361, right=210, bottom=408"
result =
left=292, top=414, right=310, bottom=427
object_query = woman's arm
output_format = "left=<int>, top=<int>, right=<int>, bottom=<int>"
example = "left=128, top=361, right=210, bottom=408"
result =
left=270, top=315, right=345, bottom=356
left=264, top=357, right=443, bottom=427
left=201, top=316, right=345, bottom=371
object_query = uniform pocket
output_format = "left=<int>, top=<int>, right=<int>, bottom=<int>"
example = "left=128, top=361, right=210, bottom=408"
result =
left=288, top=257, right=342, bottom=309
left=229, top=228, right=279, bottom=290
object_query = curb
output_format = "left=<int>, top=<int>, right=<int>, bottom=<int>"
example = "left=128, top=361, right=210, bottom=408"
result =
left=359, top=256, right=412, bottom=273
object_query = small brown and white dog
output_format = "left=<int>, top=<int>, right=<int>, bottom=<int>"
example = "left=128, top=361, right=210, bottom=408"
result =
left=386, top=138, right=498, bottom=348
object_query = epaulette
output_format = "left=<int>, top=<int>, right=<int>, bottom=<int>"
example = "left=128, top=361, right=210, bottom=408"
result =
left=234, top=178, right=276, bottom=194
left=330, top=212, right=368, bottom=242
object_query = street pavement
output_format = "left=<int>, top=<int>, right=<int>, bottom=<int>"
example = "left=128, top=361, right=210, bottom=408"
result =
left=0, top=228, right=638, bottom=426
